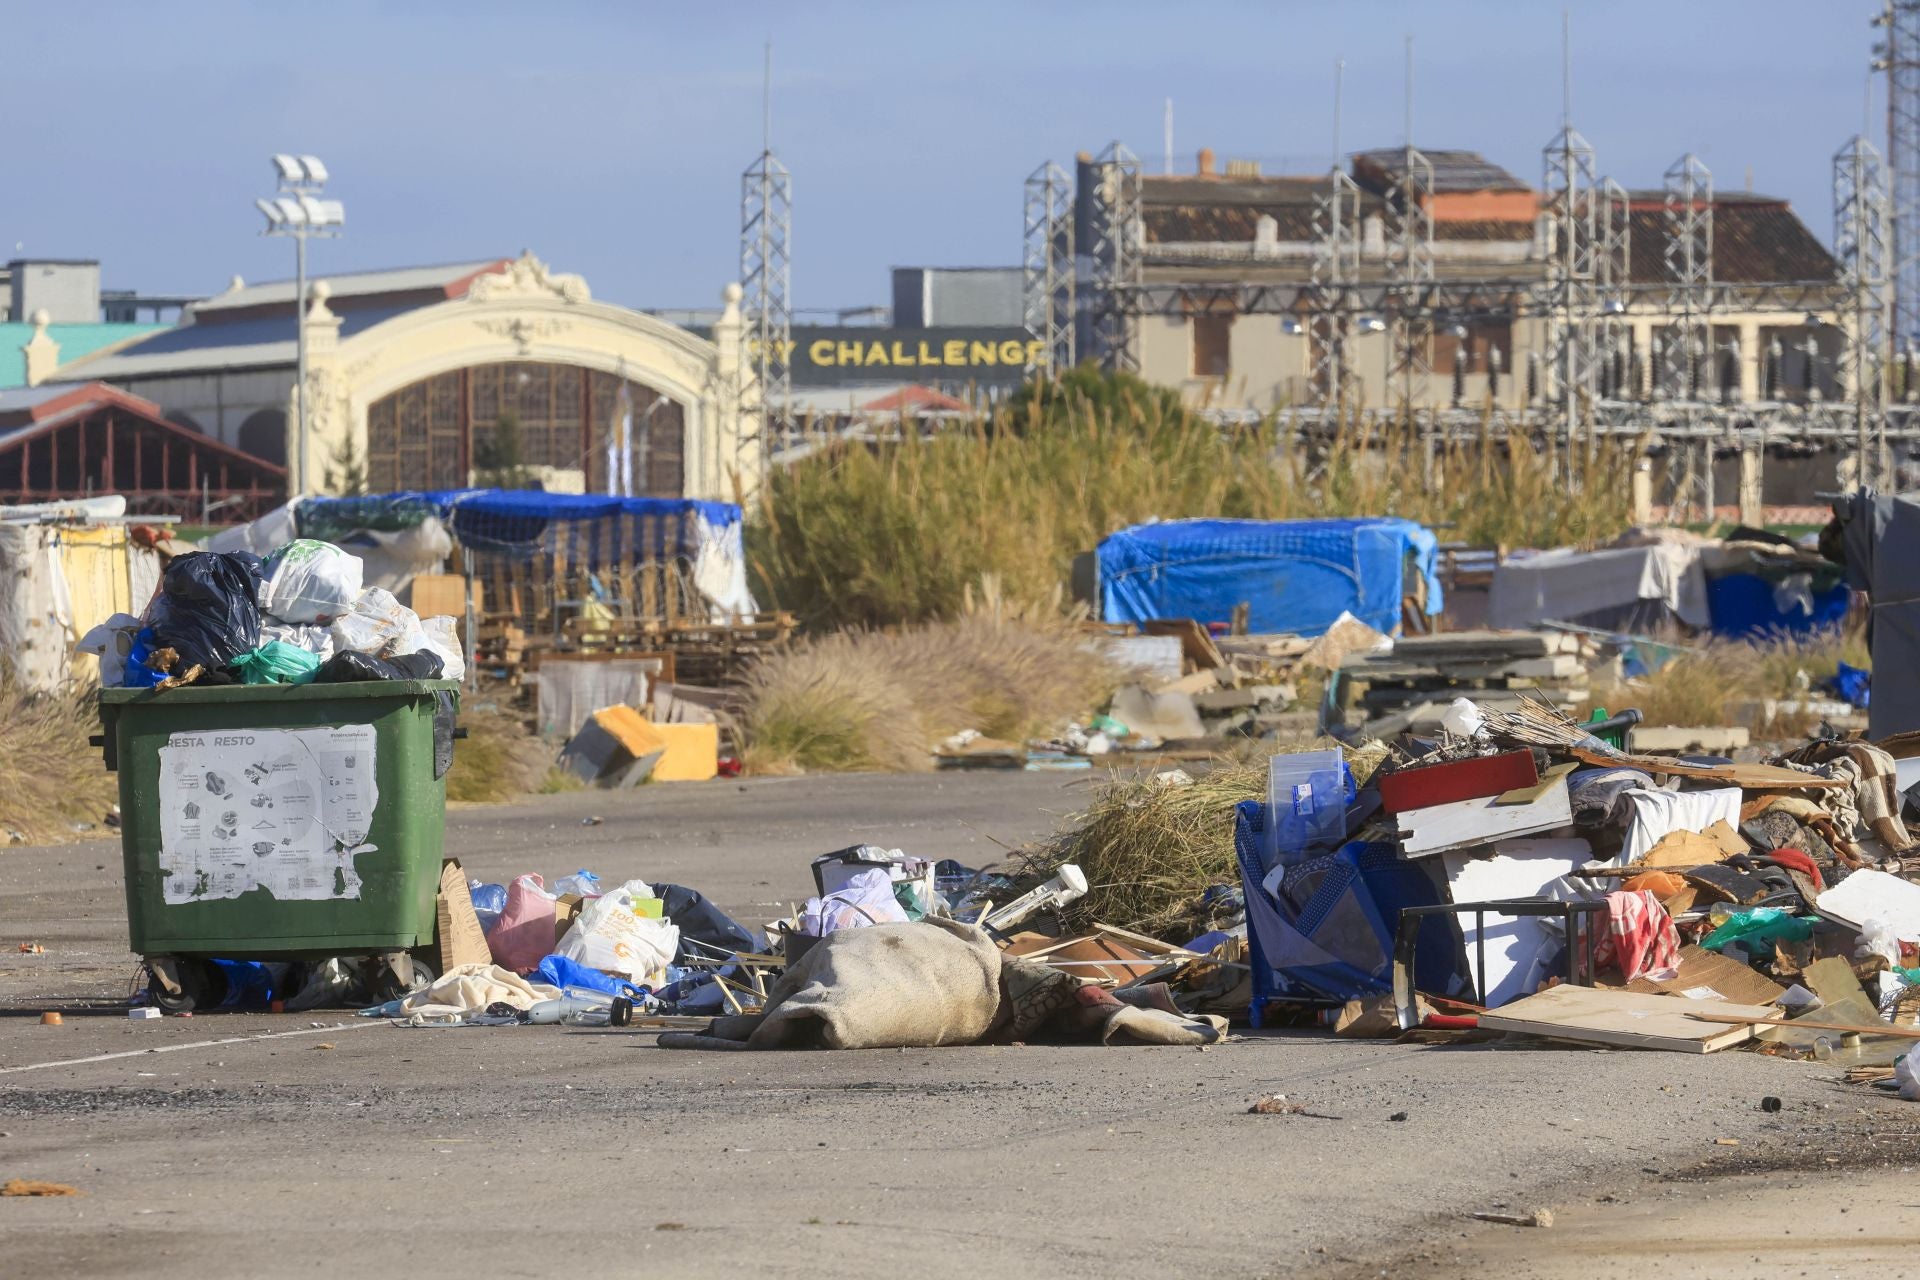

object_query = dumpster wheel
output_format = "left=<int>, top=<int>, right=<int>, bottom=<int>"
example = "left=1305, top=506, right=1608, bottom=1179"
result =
left=145, top=956, right=211, bottom=1014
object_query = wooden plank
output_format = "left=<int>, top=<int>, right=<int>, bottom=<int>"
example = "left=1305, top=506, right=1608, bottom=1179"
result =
left=1478, top=985, right=1780, bottom=1053
left=1141, top=618, right=1224, bottom=670
left=1686, top=1012, right=1920, bottom=1040
left=1396, top=776, right=1573, bottom=858
left=1568, top=746, right=1845, bottom=790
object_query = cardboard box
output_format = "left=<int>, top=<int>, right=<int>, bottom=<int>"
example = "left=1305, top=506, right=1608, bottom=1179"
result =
left=409, top=573, right=478, bottom=625
left=561, top=705, right=718, bottom=784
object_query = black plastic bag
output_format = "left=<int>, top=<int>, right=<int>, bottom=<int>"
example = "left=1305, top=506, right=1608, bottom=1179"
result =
left=652, top=883, right=757, bottom=963
left=144, top=551, right=265, bottom=671
left=313, top=649, right=444, bottom=684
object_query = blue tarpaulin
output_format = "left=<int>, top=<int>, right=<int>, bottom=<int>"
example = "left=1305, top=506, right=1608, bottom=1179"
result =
left=1704, top=572, right=1852, bottom=640
left=1096, top=517, right=1441, bottom=637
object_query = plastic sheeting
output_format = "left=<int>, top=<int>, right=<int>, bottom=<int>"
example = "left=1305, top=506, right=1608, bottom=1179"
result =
left=1490, top=543, right=1710, bottom=631
left=0, top=523, right=161, bottom=692
left=208, top=490, right=758, bottom=623
left=1097, top=517, right=1441, bottom=637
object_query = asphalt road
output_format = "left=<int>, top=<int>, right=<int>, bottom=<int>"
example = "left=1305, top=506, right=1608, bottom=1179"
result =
left=2, top=772, right=1916, bottom=1279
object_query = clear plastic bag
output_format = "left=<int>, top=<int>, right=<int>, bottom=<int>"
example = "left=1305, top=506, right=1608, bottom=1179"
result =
left=260, top=620, right=335, bottom=663
left=412, top=615, right=466, bottom=681
left=330, top=586, right=421, bottom=657
left=263, top=540, right=363, bottom=624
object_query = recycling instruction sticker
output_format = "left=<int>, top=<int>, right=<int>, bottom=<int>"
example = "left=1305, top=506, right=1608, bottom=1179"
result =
left=156, top=725, right=378, bottom=904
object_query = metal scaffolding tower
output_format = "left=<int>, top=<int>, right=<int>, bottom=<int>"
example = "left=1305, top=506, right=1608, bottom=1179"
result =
left=1310, top=169, right=1363, bottom=406
left=1597, top=177, right=1633, bottom=398
left=1661, top=154, right=1714, bottom=401
left=1022, top=161, right=1075, bottom=374
left=1882, top=1, right=1920, bottom=348
left=1836, top=134, right=1892, bottom=484
left=1084, top=141, right=1143, bottom=373
left=1541, top=124, right=1601, bottom=452
left=1385, top=148, right=1435, bottom=413
left=740, top=148, right=792, bottom=458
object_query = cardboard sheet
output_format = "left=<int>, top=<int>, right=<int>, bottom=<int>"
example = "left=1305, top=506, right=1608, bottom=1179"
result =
left=436, top=859, right=491, bottom=973
left=1625, top=944, right=1786, bottom=1006
left=1479, top=984, right=1780, bottom=1053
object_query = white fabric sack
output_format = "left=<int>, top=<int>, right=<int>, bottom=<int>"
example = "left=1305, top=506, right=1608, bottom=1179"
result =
left=1618, top=786, right=1743, bottom=865
left=263, top=539, right=364, bottom=624
left=400, top=963, right=561, bottom=1019
left=554, top=879, right=679, bottom=982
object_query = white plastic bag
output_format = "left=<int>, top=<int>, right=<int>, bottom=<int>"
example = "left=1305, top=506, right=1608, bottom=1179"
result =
left=411, top=615, right=466, bottom=681
left=554, top=879, right=679, bottom=982
left=263, top=540, right=363, bottom=624
left=1898, top=1052, right=1920, bottom=1102
left=330, top=586, right=421, bottom=657
left=76, top=612, right=142, bottom=686
left=800, top=866, right=910, bottom=936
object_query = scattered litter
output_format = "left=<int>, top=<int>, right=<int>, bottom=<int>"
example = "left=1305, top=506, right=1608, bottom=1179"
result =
left=1471, top=1209, right=1553, bottom=1228
left=1, top=1180, right=82, bottom=1197
left=128, top=1007, right=161, bottom=1021
left=16, top=942, right=45, bottom=954
left=38, top=1012, right=62, bottom=1026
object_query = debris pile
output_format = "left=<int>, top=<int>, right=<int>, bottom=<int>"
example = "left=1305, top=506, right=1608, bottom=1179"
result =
left=82, top=536, right=465, bottom=691
left=1331, top=630, right=1597, bottom=739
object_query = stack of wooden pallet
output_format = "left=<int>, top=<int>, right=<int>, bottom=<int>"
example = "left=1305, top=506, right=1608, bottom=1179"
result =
left=1335, top=630, right=1594, bottom=738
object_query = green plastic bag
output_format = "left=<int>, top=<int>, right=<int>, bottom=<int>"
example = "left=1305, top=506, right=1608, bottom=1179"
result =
left=230, top=640, right=322, bottom=686
left=1701, top=906, right=1814, bottom=954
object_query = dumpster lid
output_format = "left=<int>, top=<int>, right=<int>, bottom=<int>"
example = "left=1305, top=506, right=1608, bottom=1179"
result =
left=98, top=679, right=459, bottom=705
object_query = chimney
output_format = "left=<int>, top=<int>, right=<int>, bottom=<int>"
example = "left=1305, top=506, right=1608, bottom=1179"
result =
left=1197, top=146, right=1215, bottom=177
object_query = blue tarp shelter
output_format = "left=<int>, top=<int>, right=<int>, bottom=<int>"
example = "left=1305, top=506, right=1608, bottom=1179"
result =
left=1096, top=517, right=1441, bottom=637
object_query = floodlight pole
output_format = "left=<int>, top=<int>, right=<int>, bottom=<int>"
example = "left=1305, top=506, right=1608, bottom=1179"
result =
left=259, top=156, right=341, bottom=497
left=295, top=228, right=309, bottom=495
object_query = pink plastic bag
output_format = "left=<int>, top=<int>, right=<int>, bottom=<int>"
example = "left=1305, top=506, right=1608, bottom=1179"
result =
left=487, top=874, right=558, bottom=974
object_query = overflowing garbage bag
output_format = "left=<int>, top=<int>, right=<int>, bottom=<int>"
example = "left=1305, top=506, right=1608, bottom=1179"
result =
left=262, top=538, right=364, bottom=624
left=142, top=550, right=266, bottom=673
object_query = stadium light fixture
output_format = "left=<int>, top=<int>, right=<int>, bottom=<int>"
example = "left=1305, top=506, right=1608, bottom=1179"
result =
left=257, top=154, right=343, bottom=497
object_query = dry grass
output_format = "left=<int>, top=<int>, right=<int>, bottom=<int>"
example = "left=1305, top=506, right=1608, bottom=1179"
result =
left=445, top=703, right=561, bottom=804
left=1591, top=628, right=1871, bottom=739
left=735, top=616, right=1123, bottom=774
left=751, top=368, right=1640, bottom=629
left=1026, top=740, right=1385, bottom=939
left=0, top=685, right=119, bottom=845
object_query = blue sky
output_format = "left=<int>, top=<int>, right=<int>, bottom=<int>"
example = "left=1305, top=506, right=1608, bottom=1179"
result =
left=2, top=2, right=1882, bottom=313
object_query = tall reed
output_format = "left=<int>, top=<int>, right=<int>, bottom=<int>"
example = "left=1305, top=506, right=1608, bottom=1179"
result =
left=751, top=370, right=1638, bottom=629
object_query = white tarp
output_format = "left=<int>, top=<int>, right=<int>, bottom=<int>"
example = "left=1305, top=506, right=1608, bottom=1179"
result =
left=157, top=724, right=378, bottom=904
left=0, top=524, right=77, bottom=692
left=1489, top=543, right=1709, bottom=631
left=693, top=513, right=758, bottom=621
left=203, top=500, right=300, bottom=558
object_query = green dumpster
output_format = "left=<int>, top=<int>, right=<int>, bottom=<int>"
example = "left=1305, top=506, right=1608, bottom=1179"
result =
left=98, top=679, right=460, bottom=1007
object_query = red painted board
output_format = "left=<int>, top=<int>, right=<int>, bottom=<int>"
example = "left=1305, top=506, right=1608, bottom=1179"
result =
left=1377, top=749, right=1539, bottom=815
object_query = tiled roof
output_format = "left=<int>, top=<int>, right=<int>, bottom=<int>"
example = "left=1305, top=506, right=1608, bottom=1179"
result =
left=1625, top=200, right=1837, bottom=284
left=1352, top=148, right=1529, bottom=193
